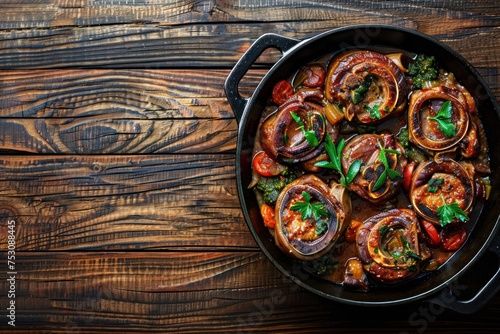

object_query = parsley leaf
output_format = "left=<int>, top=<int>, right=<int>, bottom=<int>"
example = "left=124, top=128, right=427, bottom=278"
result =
left=364, top=104, right=381, bottom=120
left=314, top=134, right=362, bottom=188
left=428, top=100, right=457, bottom=137
left=290, top=111, right=319, bottom=147
left=436, top=195, right=469, bottom=227
left=290, top=191, right=330, bottom=221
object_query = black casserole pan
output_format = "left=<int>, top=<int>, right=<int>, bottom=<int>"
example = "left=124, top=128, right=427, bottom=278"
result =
left=225, top=25, right=500, bottom=312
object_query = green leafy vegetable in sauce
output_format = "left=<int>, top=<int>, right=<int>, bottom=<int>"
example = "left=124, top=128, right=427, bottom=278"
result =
left=256, top=171, right=295, bottom=205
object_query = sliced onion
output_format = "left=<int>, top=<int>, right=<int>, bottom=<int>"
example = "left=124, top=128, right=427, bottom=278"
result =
left=274, top=175, right=351, bottom=260
left=325, top=50, right=409, bottom=124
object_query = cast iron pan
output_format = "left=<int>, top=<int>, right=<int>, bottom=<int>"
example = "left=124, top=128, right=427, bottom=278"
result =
left=225, top=25, right=500, bottom=313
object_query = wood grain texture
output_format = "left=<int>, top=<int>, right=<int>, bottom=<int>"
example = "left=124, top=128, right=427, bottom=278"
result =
left=0, top=251, right=499, bottom=332
left=0, top=0, right=497, bottom=69
left=0, top=154, right=252, bottom=251
left=0, top=0, right=499, bottom=332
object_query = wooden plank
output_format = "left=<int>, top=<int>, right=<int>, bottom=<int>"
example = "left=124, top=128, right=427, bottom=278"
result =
left=0, top=117, right=237, bottom=154
left=0, top=1, right=498, bottom=69
left=0, top=69, right=254, bottom=117
left=0, top=251, right=499, bottom=332
left=0, top=154, right=255, bottom=251
left=0, top=69, right=259, bottom=154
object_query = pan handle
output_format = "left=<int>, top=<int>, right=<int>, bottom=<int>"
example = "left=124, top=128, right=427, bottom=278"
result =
left=224, top=33, right=300, bottom=123
left=428, top=231, right=500, bottom=314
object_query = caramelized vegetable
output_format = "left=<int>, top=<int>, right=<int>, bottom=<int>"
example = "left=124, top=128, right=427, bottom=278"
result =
left=343, top=258, right=370, bottom=291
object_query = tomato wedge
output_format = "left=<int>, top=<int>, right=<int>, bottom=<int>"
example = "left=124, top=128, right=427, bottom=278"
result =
left=441, top=226, right=467, bottom=251
left=420, top=219, right=441, bottom=246
left=403, top=161, right=416, bottom=193
left=272, top=80, right=294, bottom=105
left=260, top=203, right=276, bottom=229
left=252, top=151, right=286, bottom=177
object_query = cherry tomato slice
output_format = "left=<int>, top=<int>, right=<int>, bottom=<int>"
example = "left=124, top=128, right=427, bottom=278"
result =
left=272, top=80, right=294, bottom=105
left=252, top=151, right=285, bottom=177
left=260, top=203, right=276, bottom=229
left=301, top=64, right=326, bottom=88
left=403, top=161, right=416, bottom=193
left=441, top=225, right=467, bottom=251
left=420, top=219, right=441, bottom=246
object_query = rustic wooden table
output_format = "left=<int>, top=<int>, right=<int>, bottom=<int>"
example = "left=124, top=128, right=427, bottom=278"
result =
left=0, top=1, right=499, bottom=333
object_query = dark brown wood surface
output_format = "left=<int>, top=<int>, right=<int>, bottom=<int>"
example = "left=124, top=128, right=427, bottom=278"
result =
left=0, top=1, right=499, bottom=333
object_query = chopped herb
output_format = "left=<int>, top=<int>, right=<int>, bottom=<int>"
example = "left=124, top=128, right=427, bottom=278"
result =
left=436, top=195, right=469, bottom=227
left=374, top=247, right=379, bottom=254
left=408, top=54, right=439, bottom=89
left=428, top=101, right=457, bottom=138
left=428, top=177, right=444, bottom=193
left=401, top=235, right=411, bottom=250
left=314, top=134, right=362, bottom=188
left=352, top=75, right=375, bottom=104
left=312, top=257, right=334, bottom=276
left=405, top=250, right=422, bottom=261
left=379, top=225, right=389, bottom=236
left=290, top=111, right=319, bottom=147
left=364, top=104, right=381, bottom=120
left=315, top=219, right=329, bottom=235
left=290, top=191, right=330, bottom=221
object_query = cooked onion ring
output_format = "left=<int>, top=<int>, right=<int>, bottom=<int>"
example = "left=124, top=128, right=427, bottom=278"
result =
left=356, top=209, right=422, bottom=284
left=274, top=175, right=351, bottom=260
left=408, top=86, right=470, bottom=152
left=409, top=159, right=475, bottom=225
left=260, top=89, right=335, bottom=165
left=325, top=50, right=409, bottom=124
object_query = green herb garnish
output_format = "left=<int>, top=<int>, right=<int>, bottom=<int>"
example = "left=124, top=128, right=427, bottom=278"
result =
left=364, top=104, right=381, bottom=120
left=290, top=111, right=319, bottom=147
left=436, top=195, right=469, bottom=227
left=428, top=177, right=444, bottom=193
left=314, top=134, right=362, bottom=188
left=379, top=225, right=389, bottom=236
left=315, top=219, right=329, bottom=235
left=372, top=141, right=402, bottom=191
left=391, top=236, right=422, bottom=265
left=290, top=191, right=329, bottom=221
left=428, top=100, right=457, bottom=137
left=352, top=75, right=375, bottom=104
